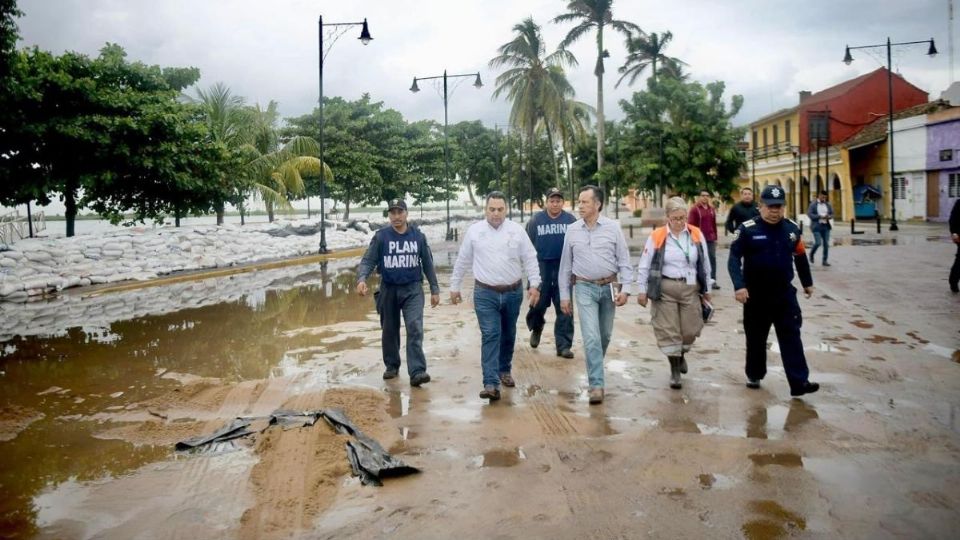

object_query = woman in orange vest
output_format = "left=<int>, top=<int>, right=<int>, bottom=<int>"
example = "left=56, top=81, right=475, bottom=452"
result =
left=635, top=197, right=713, bottom=389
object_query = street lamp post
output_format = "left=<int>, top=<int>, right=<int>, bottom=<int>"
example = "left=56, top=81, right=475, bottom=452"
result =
left=410, top=70, right=483, bottom=241
left=843, top=37, right=937, bottom=231
left=318, top=15, right=372, bottom=253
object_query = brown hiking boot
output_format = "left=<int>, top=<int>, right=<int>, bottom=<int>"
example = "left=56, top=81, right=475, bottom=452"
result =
left=588, top=387, right=604, bottom=404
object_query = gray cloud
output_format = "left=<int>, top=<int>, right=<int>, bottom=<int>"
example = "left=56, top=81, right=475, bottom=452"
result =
left=15, top=0, right=955, bottom=129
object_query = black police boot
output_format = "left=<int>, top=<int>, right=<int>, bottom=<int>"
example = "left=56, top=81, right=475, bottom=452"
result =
left=530, top=328, right=542, bottom=348
left=790, top=381, right=820, bottom=397
left=668, top=356, right=683, bottom=389
left=679, top=352, right=688, bottom=374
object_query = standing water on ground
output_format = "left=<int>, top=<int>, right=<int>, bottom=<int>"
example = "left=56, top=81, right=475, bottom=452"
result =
left=0, top=258, right=375, bottom=537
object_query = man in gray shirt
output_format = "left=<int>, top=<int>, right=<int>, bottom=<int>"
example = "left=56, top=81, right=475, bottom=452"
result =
left=559, top=185, right=633, bottom=404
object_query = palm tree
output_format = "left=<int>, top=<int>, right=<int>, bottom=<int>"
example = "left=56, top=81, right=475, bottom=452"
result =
left=246, top=136, right=332, bottom=223
left=490, top=17, right=577, bottom=202
left=556, top=97, right=594, bottom=198
left=616, top=31, right=686, bottom=87
left=554, top=0, right=640, bottom=179
left=192, top=83, right=251, bottom=225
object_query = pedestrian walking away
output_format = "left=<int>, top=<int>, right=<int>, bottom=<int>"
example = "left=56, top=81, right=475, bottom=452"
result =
left=949, top=198, right=960, bottom=293
left=725, top=186, right=760, bottom=235
left=806, top=190, right=834, bottom=266
left=525, top=187, right=577, bottom=358
left=558, top=185, right=633, bottom=405
left=728, top=185, right=820, bottom=398
left=450, top=191, right=541, bottom=402
left=638, top=197, right=713, bottom=390
left=356, top=199, right=440, bottom=387
left=688, top=189, right=721, bottom=289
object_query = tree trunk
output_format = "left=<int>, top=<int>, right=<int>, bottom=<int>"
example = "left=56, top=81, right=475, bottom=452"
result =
left=266, top=201, right=275, bottom=223
left=239, top=200, right=246, bottom=225
left=518, top=136, right=524, bottom=221
left=544, top=120, right=561, bottom=187
left=215, top=200, right=225, bottom=226
left=466, top=180, right=478, bottom=207
left=64, top=180, right=78, bottom=237
left=595, top=25, right=605, bottom=178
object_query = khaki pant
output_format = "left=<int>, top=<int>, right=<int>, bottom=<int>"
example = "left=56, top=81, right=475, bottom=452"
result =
left=651, top=279, right=704, bottom=356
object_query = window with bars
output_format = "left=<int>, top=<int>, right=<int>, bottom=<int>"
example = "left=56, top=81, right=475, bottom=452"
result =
left=941, top=149, right=954, bottom=162
left=893, top=176, right=907, bottom=200
left=785, top=120, right=791, bottom=143
left=950, top=173, right=960, bottom=198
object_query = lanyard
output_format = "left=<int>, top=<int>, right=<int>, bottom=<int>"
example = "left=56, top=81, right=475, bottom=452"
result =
left=669, top=231, right=691, bottom=264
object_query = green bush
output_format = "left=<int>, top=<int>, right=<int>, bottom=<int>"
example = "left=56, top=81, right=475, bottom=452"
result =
left=632, top=208, right=643, bottom=218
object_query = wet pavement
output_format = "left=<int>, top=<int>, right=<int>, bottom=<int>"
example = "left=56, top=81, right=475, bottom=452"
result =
left=1, top=221, right=958, bottom=538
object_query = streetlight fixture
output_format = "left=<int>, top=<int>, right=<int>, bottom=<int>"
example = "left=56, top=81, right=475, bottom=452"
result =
left=318, top=15, right=372, bottom=253
left=842, top=37, right=937, bottom=231
left=410, top=70, right=483, bottom=241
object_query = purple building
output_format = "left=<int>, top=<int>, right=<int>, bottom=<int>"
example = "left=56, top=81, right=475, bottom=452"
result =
left=927, top=108, right=960, bottom=222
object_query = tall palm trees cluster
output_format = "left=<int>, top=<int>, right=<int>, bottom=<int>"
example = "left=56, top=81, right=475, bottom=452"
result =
left=490, top=0, right=685, bottom=205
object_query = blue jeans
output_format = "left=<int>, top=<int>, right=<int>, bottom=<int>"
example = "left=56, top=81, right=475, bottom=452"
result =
left=474, top=286, right=523, bottom=387
left=810, top=226, right=830, bottom=263
left=574, top=282, right=616, bottom=388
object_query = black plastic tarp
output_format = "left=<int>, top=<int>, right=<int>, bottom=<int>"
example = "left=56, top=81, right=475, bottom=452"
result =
left=175, top=408, right=419, bottom=485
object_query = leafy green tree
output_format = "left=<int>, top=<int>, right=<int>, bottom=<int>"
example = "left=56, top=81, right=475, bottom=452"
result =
left=449, top=121, right=497, bottom=206
left=285, top=95, right=445, bottom=218
left=0, top=43, right=236, bottom=234
left=620, top=77, right=746, bottom=199
left=617, top=31, right=686, bottom=87
left=554, top=0, right=640, bottom=174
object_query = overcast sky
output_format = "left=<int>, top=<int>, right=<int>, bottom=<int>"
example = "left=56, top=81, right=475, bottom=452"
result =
left=13, top=0, right=956, bottom=128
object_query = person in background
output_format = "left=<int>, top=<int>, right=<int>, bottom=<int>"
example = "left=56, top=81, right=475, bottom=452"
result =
left=637, top=197, right=713, bottom=389
left=558, top=185, right=632, bottom=405
left=356, top=199, right=440, bottom=387
left=728, top=185, right=819, bottom=398
left=688, top=189, right=720, bottom=290
left=450, top=191, right=541, bottom=402
left=806, top=190, right=834, bottom=267
left=525, top=187, right=577, bottom=358
left=725, top=187, right=760, bottom=234
left=949, top=198, right=960, bottom=293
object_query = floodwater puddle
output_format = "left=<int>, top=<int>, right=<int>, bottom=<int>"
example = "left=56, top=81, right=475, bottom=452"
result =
left=748, top=452, right=804, bottom=468
left=741, top=499, right=806, bottom=539
left=850, top=320, right=874, bottom=329
left=474, top=447, right=526, bottom=468
left=0, top=260, right=374, bottom=537
left=386, top=390, right=410, bottom=418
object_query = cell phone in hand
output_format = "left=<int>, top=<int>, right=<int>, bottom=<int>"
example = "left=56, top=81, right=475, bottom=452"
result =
left=610, top=282, right=622, bottom=302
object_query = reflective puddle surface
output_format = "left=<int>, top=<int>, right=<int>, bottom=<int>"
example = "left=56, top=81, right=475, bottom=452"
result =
left=0, top=260, right=373, bottom=537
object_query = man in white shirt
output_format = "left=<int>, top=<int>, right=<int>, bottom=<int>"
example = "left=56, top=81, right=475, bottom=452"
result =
left=451, top=191, right=541, bottom=401
left=558, top=185, right=633, bottom=404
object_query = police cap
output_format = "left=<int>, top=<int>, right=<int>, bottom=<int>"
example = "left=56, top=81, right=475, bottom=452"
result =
left=759, top=185, right=786, bottom=205
left=387, top=198, right=407, bottom=211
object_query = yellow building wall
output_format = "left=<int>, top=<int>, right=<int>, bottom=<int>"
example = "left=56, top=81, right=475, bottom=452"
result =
left=848, top=141, right=892, bottom=219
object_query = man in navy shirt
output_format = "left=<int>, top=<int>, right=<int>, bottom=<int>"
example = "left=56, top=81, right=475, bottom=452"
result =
left=357, top=199, right=440, bottom=386
left=526, top=187, right=577, bottom=358
left=728, top=185, right=819, bottom=398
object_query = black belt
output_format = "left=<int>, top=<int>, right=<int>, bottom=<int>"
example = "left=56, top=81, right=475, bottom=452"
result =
left=661, top=276, right=687, bottom=281
left=476, top=280, right=522, bottom=293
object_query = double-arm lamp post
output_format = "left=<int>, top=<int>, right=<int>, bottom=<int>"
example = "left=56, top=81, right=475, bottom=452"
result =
left=410, top=70, right=483, bottom=241
left=843, top=37, right=937, bottom=231
left=318, top=15, right=372, bottom=253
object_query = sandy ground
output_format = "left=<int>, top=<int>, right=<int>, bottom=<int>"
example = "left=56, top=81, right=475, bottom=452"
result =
left=2, top=223, right=959, bottom=539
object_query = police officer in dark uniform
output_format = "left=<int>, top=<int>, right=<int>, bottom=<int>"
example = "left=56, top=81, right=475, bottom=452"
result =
left=728, top=185, right=820, bottom=397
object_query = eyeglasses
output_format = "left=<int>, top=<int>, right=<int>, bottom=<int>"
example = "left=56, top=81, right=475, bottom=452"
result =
left=667, top=216, right=687, bottom=223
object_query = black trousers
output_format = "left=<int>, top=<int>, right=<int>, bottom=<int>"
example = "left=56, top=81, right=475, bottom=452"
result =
left=525, top=259, right=574, bottom=352
left=743, top=289, right=810, bottom=389
left=950, top=242, right=960, bottom=291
